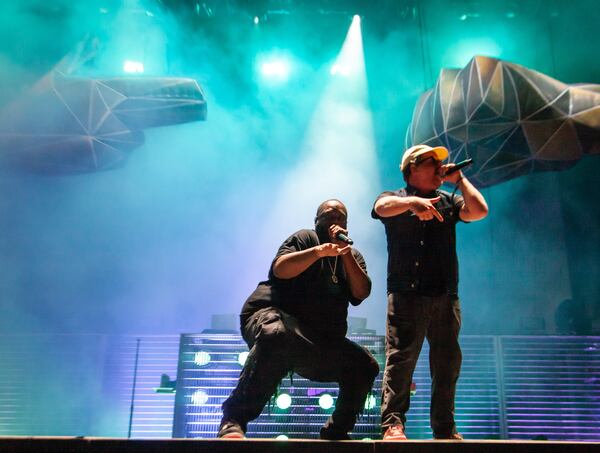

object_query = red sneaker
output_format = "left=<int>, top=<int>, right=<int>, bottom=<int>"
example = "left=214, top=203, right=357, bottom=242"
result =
left=383, top=424, right=407, bottom=440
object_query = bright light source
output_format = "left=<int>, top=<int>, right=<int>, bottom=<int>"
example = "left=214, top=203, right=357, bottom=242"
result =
left=257, top=53, right=293, bottom=83
left=194, top=351, right=211, bottom=367
left=353, top=14, right=361, bottom=23
left=275, top=435, right=289, bottom=440
left=318, top=393, right=334, bottom=410
left=191, top=390, right=209, bottom=406
left=446, top=39, right=502, bottom=67
left=364, top=394, right=376, bottom=410
left=260, top=60, right=291, bottom=80
left=276, top=393, right=292, bottom=410
left=254, top=16, right=260, bottom=24
left=237, top=351, right=249, bottom=366
left=123, top=60, right=144, bottom=73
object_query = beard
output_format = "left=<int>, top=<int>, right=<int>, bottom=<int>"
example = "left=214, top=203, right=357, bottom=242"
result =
left=315, top=223, right=331, bottom=244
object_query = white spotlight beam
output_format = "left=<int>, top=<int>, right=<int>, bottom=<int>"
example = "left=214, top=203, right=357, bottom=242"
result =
left=265, top=14, right=380, bottom=244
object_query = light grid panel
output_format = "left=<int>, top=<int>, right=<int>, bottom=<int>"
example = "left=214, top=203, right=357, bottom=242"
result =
left=172, top=333, right=385, bottom=439
left=404, top=335, right=502, bottom=439
left=501, top=336, right=600, bottom=441
left=103, top=335, right=180, bottom=439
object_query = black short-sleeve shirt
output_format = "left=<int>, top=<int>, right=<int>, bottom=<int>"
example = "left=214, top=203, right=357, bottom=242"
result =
left=371, top=187, right=464, bottom=296
left=241, top=229, right=370, bottom=338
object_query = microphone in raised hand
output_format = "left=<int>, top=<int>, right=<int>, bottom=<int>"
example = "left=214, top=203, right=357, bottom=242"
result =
left=445, top=158, right=473, bottom=175
left=335, top=231, right=354, bottom=245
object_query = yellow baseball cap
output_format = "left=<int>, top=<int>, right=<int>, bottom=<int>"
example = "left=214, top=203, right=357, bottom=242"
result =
left=400, top=145, right=449, bottom=171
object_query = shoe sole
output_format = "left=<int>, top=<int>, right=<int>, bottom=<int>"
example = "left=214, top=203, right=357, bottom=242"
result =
left=220, top=433, right=245, bottom=439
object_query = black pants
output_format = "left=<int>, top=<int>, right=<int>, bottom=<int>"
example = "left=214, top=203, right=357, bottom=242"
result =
left=221, top=307, right=380, bottom=435
left=380, top=293, right=462, bottom=436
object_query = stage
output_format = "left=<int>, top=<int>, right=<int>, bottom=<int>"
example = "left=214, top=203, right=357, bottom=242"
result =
left=2, top=437, right=600, bottom=453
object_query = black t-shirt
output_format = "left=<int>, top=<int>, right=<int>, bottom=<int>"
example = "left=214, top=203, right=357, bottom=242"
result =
left=240, top=229, right=370, bottom=338
left=372, top=187, right=464, bottom=296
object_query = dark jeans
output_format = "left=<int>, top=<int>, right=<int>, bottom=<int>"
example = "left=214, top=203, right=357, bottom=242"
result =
left=380, top=292, right=462, bottom=436
left=220, top=306, right=379, bottom=435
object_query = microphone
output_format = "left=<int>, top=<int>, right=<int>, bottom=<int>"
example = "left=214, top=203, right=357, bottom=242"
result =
left=445, top=158, right=473, bottom=175
left=336, top=232, right=354, bottom=245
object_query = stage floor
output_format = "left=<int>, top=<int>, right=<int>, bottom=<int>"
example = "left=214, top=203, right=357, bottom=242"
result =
left=2, top=437, right=600, bottom=453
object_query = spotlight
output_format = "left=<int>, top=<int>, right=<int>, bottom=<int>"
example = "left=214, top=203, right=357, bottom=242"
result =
left=194, top=351, right=211, bottom=367
left=276, top=393, right=292, bottom=410
left=237, top=351, right=249, bottom=366
left=257, top=53, right=292, bottom=83
left=254, top=16, right=260, bottom=24
left=123, top=60, right=144, bottom=73
left=275, top=434, right=289, bottom=440
left=318, top=393, right=334, bottom=410
left=190, top=390, right=209, bottom=406
left=260, top=60, right=290, bottom=79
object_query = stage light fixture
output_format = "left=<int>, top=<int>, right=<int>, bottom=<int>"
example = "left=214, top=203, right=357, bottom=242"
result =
left=191, top=389, right=209, bottom=406
left=276, top=393, right=292, bottom=410
left=194, top=351, right=211, bottom=367
left=318, top=393, right=334, bottom=410
left=237, top=351, right=249, bottom=366
left=154, top=373, right=176, bottom=394
left=364, top=394, right=376, bottom=410
left=123, top=60, right=144, bottom=73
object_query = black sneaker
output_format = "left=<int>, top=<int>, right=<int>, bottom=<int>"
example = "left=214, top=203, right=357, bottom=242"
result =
left=434, top=432, right=463, bottom=440
left=218, top=420, right=245, bottom=439
left=319, top=426, right=351, bottom=440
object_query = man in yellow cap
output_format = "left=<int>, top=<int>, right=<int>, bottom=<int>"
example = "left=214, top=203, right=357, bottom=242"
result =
left=372, top=145, right=488, bottom=440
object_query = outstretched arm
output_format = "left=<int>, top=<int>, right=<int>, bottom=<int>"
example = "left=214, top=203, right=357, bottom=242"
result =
left=374, top=195, right=444, bottom=222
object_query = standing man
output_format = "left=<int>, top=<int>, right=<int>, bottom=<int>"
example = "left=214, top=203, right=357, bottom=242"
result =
left=372, top=145, right=488, bottom=440
left=218, top=199, right=379, bottom=440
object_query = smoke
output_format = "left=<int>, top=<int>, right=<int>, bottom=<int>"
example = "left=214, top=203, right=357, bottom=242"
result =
left=0, top=0, right=598, bottom=339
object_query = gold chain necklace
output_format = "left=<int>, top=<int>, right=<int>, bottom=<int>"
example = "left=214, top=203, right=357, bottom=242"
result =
left=327, top=256, right=339, bottom=284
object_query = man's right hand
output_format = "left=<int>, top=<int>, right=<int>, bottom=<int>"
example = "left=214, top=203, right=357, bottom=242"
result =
left=315, top=242, right=351, bottom=257
left=408, top=196, right=443, bottom=222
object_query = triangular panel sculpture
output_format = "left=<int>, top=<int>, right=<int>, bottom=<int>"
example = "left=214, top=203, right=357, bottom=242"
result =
left=0, top=70, right=207, bottom=174
left=408, top=56, right=600, bottom=187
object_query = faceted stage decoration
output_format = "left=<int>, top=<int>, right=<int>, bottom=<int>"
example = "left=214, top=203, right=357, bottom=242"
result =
left=408, top=56, right=600, bottom=187
left=0, top=71, right=207, bottom=174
